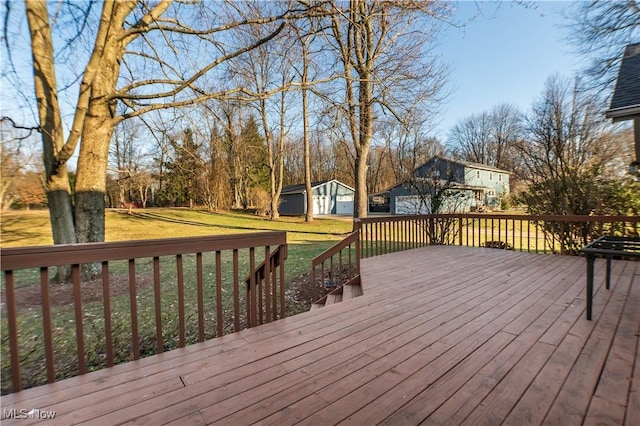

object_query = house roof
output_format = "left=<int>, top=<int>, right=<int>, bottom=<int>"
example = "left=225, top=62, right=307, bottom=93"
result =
left=606, top=43, right=640, bottom=121
left=421, top=156, right=511, bottom=174
left=386, top=178, right=493, bottom=194
left=281, top=179, right=355, bottom=195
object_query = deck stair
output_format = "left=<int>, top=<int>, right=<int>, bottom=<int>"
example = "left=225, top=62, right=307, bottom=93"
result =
left=310, top=275, right=362, bottom=309
left=310, top=230, right=362, bottom=310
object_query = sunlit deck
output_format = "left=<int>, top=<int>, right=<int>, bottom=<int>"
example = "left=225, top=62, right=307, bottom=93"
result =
left=1, top=246, right=639, bottom=425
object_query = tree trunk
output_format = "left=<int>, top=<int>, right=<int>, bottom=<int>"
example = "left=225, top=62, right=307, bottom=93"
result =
left=302, top=61, right=313, bottom=222
left=354, top=148, right=369, bottom=218
left=26, top=0, right=77, bottom=247
left=74, top=105, right=117, bottom=244
left=73, top=1, right=126, bottom=246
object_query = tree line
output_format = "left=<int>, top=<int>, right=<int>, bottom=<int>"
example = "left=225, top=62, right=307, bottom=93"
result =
left=6, top=73, right=638, bottom=219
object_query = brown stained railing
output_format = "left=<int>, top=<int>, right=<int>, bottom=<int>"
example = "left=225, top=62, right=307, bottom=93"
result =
left=354, top=214, right=640, bottom=258
left=243, top=245, right=287, bottom=327
left=1, top=232, right=287, bottom=394
left=354, top=216, right=431, bottom=258
left=311, top=231, right=361, bottom=304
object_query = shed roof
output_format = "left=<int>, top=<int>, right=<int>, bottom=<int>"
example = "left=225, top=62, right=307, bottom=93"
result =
left=606, top=43, right=640, bottom=121
left=281, top=179, right=355, bottom=195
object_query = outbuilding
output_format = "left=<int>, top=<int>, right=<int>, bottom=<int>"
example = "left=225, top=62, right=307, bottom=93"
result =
left=278, top=179, right=355, bottom=216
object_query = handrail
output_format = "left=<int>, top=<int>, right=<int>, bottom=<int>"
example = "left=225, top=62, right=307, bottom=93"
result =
left=1, top=232, right=287, bottom=394
left=354, top=214, right=640, bottom=258
left=311, top=231, right=361, bottom=303
left=244, top=245, right=288, bottom=326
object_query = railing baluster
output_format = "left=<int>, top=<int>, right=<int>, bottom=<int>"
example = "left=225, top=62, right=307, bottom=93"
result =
left=101, top=262, right=114, bottom=366
left=263, top=247, right=271, bottom=325
left=249, top=248, right=256, bottom=328
left=339, top=249, right=343, bottom=286
left=176, top=255, right=185, bottom=347
left=279, top=245, right=286, bottom=320
left=5, top=270, right=21, bottom=391
left=196, top=253, right=204, bottom=341
left=232, top=249, right=240, bottom=332
left=271, top=252, right=278, bottom=320
left=40, top=267, right=55, bottom=382
left=330, top=253, right=334, bottom=289
left=72, top=264, right=86, bottom=373
left=216, top=251, right=223, bottom=336
left=153, top=256, right=163, bottom=353
left=128, top=259, right=139, bottom=360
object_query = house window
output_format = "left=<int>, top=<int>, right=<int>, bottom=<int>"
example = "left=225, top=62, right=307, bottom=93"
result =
left=476, top=170, right=480, bottom=179
left=489, top=172, right=493, bottom=181
left=498, top=174, right=502, bottom=182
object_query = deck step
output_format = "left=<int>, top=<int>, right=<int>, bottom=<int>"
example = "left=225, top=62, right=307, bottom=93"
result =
left=309, top=276, right=362, bottom=310
left=325, top=293, right=342, bottom=305
left=342, top=282, right=363, bottom=299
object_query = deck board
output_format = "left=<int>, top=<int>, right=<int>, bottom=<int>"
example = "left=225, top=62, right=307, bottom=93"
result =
left=1, top=246, right=638, bottom=425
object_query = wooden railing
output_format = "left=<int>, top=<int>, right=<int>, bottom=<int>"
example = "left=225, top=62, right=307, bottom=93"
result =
left=1, top=232, right=287, bottom=394
left=311, top=231, right=361, bottom=303
left=244, top=245, right=287, bottom=327
left=354, top=214, right=640, bottom=258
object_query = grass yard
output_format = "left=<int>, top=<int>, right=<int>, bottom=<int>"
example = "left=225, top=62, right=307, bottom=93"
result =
left=1, top=208, right=353, bottom=394
left=1, top=208, right=353, bottom=247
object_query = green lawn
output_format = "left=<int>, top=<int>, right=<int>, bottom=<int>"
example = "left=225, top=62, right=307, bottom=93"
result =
left=1, top=208, right=353, bottom=247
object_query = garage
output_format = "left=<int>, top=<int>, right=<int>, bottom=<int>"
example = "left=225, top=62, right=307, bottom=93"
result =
left=279, top=180, right=355, bottom=216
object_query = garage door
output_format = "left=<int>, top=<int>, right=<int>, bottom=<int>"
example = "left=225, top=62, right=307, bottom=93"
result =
left=336, top=195, right=353, bottom=215
left=313, top=195, right=331, bottom=215
left=395, top=195, right=430, bottom=215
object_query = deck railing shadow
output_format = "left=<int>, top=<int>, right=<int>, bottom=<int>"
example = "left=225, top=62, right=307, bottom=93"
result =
left=1, top=232, right=287, bottom=394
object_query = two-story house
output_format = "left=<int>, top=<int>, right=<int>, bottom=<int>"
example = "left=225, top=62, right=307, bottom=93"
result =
left=388, top=156, right=510, bottom=214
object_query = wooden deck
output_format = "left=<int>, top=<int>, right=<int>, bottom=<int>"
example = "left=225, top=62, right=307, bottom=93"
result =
left=1, top=246, right=639, bottom=425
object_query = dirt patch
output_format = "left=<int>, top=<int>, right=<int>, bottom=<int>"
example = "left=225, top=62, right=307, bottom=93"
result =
left=4, top=275, right=154, bottom=310
left=286, top=272, right=321, bottom=311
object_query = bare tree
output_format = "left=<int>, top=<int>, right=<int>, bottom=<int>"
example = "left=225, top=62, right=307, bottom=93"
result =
left=109, top=119, right=151, bottom=208
left=448, top=103, right=523, bottom=170
left=228, top=5, right=295, bottom=220
left=567, top=1, right=640, bottom=92
left=0, top=119, right=40, bottom=210
left=519, top=76, right=637, bottom=252
left=321, top=0, right=449, bottom=218
left=382, top=113, right=445, bottom=186
left=294, top=20, right=315, bottom=222
left=10, top=1, right=308, bottom=247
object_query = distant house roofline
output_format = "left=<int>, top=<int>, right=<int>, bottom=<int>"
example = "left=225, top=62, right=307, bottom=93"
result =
left=606, top=43, right=640, bottom=122
left=281, top=179, right=355, bottom=195
left=605, top=105, right=640, bottom=122
left=385, top=178, right=495, bottom=194
left=417, top=156, right=511, bottom=174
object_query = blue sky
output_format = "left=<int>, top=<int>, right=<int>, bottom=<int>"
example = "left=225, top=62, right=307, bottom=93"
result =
left=433, top=1, right=583, bottom=139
